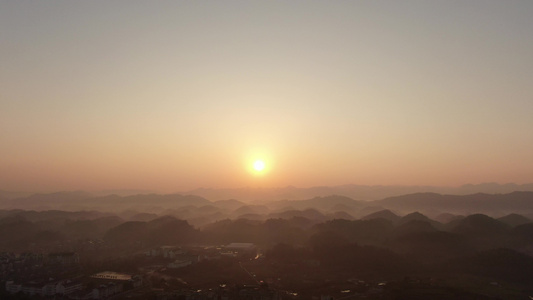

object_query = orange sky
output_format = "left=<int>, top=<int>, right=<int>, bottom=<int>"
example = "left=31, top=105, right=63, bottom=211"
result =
left=1, top=1, right=533, bottom=192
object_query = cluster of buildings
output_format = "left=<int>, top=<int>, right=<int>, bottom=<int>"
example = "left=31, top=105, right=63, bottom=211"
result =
left=1, top=251, right=143, bottom=299
left=4, top=271, right=142, bottom=299
left=0, top=252, right=44, bottom=279
left=5, top=279, right=83, bottom=297
left=1, top=251, right=80, bottom=284
left=220, top=243, right=257, bottom=257
left=146, top=243, right=257, bottom=270
left=2, top=243, right=258, bottom=299
left=47, top=252, right=80, bottom=266
left=86, top=271, right=143, bottom=299
left=156, top=284, right=281, bottom=300
left=146, top=245, right=186, bottom=259
left=145, top=245, right=199, bottom=269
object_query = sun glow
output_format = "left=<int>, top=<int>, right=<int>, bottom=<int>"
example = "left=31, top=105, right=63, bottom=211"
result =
left=244, top=149, right=272, bottom=178
left=253, top=160, right=265, bottom=172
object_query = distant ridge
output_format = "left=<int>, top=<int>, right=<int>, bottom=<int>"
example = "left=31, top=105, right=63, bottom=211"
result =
left=376, top=191, right=533, bottom=216
left=1, top=189, right=533, bottom=220
left=186, top=183, right=533, bottom=201
left=3, top=182, right=533, bottom=203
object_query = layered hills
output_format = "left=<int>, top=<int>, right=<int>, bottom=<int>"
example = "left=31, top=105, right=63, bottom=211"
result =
left=2, top=190, right=533, bottom=224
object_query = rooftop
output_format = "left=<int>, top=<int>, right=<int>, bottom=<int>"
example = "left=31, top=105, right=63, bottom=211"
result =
left=91, top=271, right=133, bottom=281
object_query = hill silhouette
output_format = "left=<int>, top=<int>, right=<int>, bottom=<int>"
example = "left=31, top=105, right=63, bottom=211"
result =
left=361, top=209, right=400, bottom=223
left=104, top=216, right=197, bottom=246
left=449, top=214, right=508, bottom=236
left=497, top=213, right=531, bottom=227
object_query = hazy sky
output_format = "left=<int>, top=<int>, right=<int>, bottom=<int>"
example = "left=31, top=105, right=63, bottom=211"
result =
left=2, top=1, right=533, bottom=192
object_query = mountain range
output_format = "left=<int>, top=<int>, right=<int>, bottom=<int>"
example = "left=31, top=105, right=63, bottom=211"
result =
left=186, top=182, right=533, bottom=201
left=2, top=188, right=533, bottom=225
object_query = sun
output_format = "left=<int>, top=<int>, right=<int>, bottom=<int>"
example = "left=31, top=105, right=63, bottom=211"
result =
left=253, top=160, right=265, bottom=172
left=245, top=150, right=271, bottom=176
